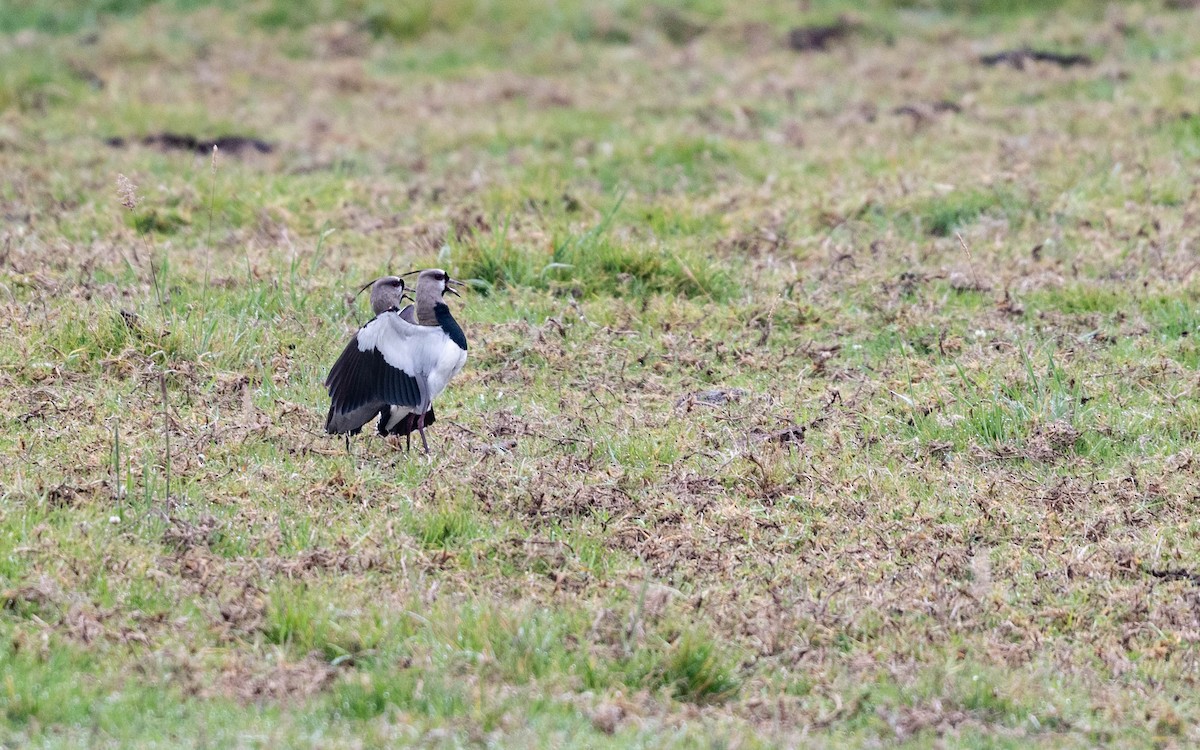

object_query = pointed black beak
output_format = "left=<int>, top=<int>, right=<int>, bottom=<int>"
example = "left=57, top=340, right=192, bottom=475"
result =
left=446, top=278, right=465, bottom=297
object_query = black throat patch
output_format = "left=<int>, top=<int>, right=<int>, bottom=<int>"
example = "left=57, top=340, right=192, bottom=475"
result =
left=434, top=303, right=468, bottom=351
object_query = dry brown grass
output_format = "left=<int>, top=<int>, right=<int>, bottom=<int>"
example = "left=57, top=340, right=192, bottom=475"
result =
left=4, top=1, right=1200, bottom=747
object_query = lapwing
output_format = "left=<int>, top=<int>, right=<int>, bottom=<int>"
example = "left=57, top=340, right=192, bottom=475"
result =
left=323, top=275, right=411, bottom=441
left=324, top=269, right=467, bottom=453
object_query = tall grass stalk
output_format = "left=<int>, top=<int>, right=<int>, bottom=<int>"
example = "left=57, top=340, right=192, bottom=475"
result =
left=203, top=144, right=218, bottom=303
left=160, top=372, right=170, bottom=503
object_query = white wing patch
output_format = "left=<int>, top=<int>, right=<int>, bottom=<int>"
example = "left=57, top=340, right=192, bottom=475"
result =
left=356, top=312, right=465, bottom=410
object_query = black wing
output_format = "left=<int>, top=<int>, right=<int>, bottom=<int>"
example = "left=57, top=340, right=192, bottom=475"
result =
left=324, top=330, right=423, bottom=435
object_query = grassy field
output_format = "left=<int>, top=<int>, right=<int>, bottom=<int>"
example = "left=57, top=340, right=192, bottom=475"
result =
left=3, top=0, right=1200, bottom=746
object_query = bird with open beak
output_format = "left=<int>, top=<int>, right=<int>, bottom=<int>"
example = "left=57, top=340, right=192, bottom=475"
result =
left=324, top=269, right=467, bottom=453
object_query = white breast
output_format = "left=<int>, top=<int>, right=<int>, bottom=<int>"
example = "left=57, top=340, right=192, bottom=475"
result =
left=425, top=339, right=467, bottom=404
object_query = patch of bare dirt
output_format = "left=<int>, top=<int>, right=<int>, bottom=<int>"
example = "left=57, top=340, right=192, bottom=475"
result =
left=261, top=547, right=393, bottom=578
left=106, top=132, right=275, bottom=155
left=980, top=47, right=1093, bottom=69
left=786, top=17, right=859, bottom=52
left=216, top=580, right=268, bottom=640
left=3, top=574, right=62, bottom=614
left=158, top=649, right=338, bottom=704
left=4, top=574, right=158, bottom=647
left=878, top=702, right=980, bottom=742
left=1024, top=421, right=1081, bottom=461
left=590, top=701, right=627, bottom=734
left=219, top=656, right=337, bottom=703
left=162, top=513, right=223, bottom=552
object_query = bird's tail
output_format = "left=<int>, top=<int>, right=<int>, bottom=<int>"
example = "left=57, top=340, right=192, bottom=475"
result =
left=382, top=406, right=436, bottom=437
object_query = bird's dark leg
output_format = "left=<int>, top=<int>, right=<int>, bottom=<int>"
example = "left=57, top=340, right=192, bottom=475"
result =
left=405, top=430, right=411, bottom=452
left=344, top=434, right=350, bottom=452
left=416, top=411, right=430, bottom=454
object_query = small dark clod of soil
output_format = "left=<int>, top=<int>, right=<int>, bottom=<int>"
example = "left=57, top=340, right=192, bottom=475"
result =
left=771, top=424, right=806, bottom=445
left=892, top=101, right=961, bottom=119
left=105, top=132, right=274, bottom=155
left=1145, top=566, right=1200, bottom=585
left=979, top=47, right=1093, bottom=69
left=118, top=308, right=141, bottom=330
left=786, top=17, right=857, bottom=52
left=654, top=6, right=707, bottom=45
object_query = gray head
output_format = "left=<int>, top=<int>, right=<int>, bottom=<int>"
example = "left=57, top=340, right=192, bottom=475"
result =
left=357, top=276, right=409, bottom=316
left=405, top=268, right=463, bottom=324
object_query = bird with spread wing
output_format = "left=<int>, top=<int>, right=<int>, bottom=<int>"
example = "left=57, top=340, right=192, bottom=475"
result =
left=324, top=269, right=467, bottom=452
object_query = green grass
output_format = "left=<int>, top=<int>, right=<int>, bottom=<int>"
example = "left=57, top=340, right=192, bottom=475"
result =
left=4, top=0, right=1200, bottom=746
left=907, top=187, right=1035, bottom=237
left=452, top=199, right=734, bottom=299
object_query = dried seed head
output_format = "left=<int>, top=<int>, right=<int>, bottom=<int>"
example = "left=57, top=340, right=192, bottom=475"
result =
left=116, top=173, right=139, bottom=210
left=211, top=144, right=218, bottom=172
